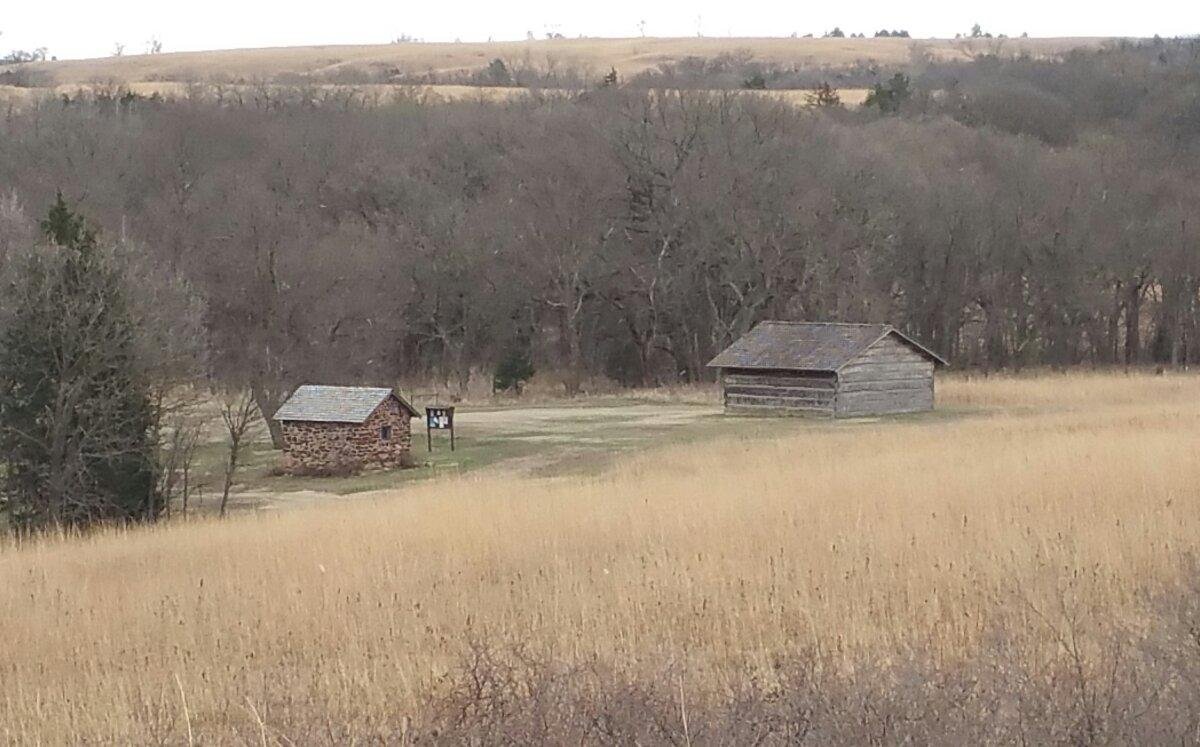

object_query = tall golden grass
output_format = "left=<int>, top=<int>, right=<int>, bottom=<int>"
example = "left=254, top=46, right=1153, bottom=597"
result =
left=2, top=371, right=1198, bottom=742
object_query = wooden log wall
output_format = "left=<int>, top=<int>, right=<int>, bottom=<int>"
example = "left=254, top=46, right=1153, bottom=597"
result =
left=835, top=335, right=934, bottom=417
left=721, top=369, right=837, bottom=415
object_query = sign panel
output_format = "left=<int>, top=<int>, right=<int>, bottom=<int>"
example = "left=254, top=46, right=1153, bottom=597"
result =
left=425, top=406, right=456, bottom=451
left=426, top=407, right=454, bottom=429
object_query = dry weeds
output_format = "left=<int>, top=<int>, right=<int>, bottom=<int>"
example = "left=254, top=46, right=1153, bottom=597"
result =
left=1, top=371, right=1198, bottom=742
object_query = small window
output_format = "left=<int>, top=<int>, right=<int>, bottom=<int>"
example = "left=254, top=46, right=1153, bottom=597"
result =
left=380, top=425, right=393, bottom=443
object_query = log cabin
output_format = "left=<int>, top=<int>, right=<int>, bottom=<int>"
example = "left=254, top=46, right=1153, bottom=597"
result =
left=708, top=322, right=948, bottom=417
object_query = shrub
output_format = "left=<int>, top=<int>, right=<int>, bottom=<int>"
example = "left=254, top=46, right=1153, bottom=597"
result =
left=742, top=73, right=767, bottom=90
left=864, top=72, right=913, bottom=113
left=493, top=348, right=535, bottom=394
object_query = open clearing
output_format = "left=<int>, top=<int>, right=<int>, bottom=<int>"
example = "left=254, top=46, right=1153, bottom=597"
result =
left=222, top=402, right=730, bottom=510
left=218, top=400, right=777, bottom=509
left=3, top=371, right=1198, bottom=741
left=214, top=394, right=953, bottom=511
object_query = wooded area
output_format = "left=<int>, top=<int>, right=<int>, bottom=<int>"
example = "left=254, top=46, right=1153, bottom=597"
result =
left=2, top=39, right=1198, bottom=411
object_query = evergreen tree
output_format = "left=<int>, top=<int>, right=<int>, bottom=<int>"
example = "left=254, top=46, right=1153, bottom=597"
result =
left=493, top=346, right=535, bottom=394
left=486, top=58, right=512, bottom=86
left=743, top=72, right=767, bottom=90
left=864, top=73, right=912, bottom=114
left=40, top=190, right=96, bottom=248
left=0, top=194, right=160, bottom=529
left=806, top=81, right=842, bottom=107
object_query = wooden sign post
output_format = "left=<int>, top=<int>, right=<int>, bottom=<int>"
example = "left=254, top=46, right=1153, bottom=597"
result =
left=425, top=406, right=456, bottom=452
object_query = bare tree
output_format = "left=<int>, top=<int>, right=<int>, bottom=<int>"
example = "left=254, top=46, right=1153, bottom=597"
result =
left=217, top=389, right=259, bottom=518
left=2, top=40, right=1199, bottom=389
left=157, top=409, right=203, bottom=519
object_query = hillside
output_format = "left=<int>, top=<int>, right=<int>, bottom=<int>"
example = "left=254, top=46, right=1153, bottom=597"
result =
left=3, top=38, right=1196, bottom=384
left=13, top=35, right=1111, bottom=86
left=5, top=33, right=1200, bottom=743
left=5, top=373, right=1200, bottom=742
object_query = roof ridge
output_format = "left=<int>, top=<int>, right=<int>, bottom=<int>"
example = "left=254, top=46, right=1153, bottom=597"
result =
left=299, top=384, right=392, bottom=389
left=758, top=320, right=887, bottom=327
left=273, top=384, right=419, bottom=422
left=708, top=320, right=943, bottom=371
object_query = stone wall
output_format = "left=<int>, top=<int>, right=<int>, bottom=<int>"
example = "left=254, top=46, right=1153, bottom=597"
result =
left=280, top=397, right=413, bottom=475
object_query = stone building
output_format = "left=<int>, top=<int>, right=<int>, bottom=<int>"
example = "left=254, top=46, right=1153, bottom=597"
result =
left=272, top=385, right=419, bottom=474
left=709, top=322, right=947, bottom=417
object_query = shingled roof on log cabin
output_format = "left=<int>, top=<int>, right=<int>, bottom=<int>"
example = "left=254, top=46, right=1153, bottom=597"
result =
left=708, top=322, right=947, bottom=418
left=708, top=321, right=947, bottom=371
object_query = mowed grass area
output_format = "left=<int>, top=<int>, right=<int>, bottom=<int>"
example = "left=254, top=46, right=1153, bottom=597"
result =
left=196, top=401, right=814, bottom=509
left=198, top=386, right=951, bottom=508
left=2, top=371, right=1199, bottom=742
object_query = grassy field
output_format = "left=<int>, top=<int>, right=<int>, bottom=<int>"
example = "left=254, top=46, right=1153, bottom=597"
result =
left=12, top=37, right=1109, bottom=87
left=2, top=371, right=1199, bottom=742
left=0, top=36, right=1109, bottom=111
left=192, top=401, right=801, bottom=508
left=195, top=386, right=949, bottom=509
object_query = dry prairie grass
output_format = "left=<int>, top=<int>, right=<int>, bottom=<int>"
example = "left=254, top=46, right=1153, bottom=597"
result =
left=2, top=371, right=1199, bottom=742
left=15, top=37, right=1109, bottom=87
left=4, top=34, right=1108, bottom=114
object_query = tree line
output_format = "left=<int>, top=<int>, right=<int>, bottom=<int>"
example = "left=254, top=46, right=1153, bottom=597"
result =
left=0, top=40, right=1198, bottom=415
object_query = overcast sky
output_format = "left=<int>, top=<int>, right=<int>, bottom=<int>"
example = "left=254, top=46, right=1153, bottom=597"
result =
left=4, top=1, right=1199, bottom=60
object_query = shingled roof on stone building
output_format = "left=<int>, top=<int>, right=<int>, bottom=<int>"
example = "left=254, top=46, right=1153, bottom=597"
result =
left=272, top=385, right=419, bottom=424
left=707, top=321, right=947, bottom=372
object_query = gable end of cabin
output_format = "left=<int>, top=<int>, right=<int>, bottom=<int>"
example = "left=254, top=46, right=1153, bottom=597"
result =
left=834, top=332, right=936, bottom=417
